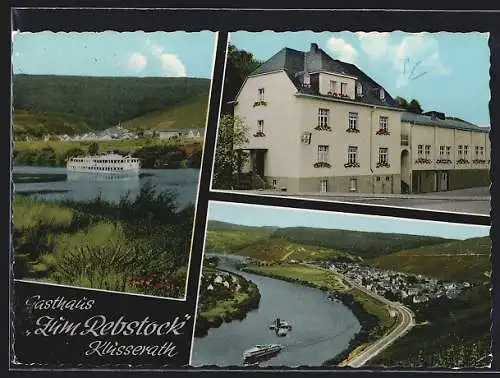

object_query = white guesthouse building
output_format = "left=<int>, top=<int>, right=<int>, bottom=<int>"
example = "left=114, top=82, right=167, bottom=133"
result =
left=232, top=43, right=490, bottom=194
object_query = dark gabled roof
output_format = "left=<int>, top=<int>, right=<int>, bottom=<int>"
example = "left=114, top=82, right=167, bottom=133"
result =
left=402, top=112, right=489, bottom=133
left=250, top=44, right=403, bottom=110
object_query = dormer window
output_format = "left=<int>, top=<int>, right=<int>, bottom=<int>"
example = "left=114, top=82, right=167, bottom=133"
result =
left=303, top=73, right=311, bottom=88
left=356, top=82, right=363, bottom=97
left=379, top=88, right=385, bottom=101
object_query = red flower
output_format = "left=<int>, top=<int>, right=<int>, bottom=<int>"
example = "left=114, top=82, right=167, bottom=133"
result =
left=154, top=282, right=163, bottom=289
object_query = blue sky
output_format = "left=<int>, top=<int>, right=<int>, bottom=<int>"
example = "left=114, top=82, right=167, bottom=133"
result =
left=208, top=201, right=490, bottom=240
left=12, top=31, right=216, bottom=78
left=230, top=31, right=490, bottom=126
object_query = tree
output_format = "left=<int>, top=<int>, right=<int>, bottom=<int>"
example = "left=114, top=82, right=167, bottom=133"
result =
left=222, top=44, right=262, bottom=115
left=88, top=141, right=99, bottom=155
left=408, top=99, right=423, bottom=114
left=212, top=115, right=249, bottom=189
left=395, top=96, right=409, bottom=108
left=396, top=96, right=424, bottom=114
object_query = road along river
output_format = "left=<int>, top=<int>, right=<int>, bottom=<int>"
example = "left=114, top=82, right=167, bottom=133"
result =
left=191, top=255, right=361, bottom=367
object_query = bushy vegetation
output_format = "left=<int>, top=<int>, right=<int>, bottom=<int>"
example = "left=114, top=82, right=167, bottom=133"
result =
left=13, top=183, right=194, bottom=298
left=13, top=74, right=210, bottom=132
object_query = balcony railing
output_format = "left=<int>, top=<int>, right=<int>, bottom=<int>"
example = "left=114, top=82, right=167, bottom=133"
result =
left=401, top=135, right=409, bottom=146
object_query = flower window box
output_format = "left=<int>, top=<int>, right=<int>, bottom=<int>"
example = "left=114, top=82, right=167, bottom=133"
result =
left=415, top=157, right=433, bottom=164
left=473, top=159, right=487, bottom=164
left=313, top=162, right=331, bottom=168
left=376, top=161, right=390, bottom=168
left=344, top=162, right=360, bottom=168
left=376, top=129, right=391, bottom=136
left=314, top=125, right=332, bottom=131
left=456, top=158, right=470, bottom=165
left=253, top=131, right=266, bottom=137
left=436, top=159, right=452, bottom=164
left=253, top=100, right=268, bottom=107
left=346, top=128, right=360, bottom=133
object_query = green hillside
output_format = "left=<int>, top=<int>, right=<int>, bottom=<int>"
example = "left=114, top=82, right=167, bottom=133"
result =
left=204, top=221, right=451, bottom=261
left=372, top=284, right=491, bottom=368
left=273, top=227, right=450, bottom=259
left=13, top=74, right=210, bottom=133
left=121, top=92, right=209, bottom=130
left=368, top=236, right=491, bottom=282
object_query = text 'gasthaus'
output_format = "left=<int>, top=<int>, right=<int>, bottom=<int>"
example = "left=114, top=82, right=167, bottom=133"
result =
left=31, top=314, right=192, bottom=337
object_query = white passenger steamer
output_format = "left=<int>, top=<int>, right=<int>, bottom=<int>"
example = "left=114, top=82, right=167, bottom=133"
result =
left=66, top=152, right=140, bottom=175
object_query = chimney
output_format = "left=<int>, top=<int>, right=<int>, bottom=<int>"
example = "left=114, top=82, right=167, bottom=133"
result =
left=310, top=43, right=319, bottom=52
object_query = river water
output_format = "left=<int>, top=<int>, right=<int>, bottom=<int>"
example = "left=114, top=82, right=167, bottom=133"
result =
left=191, top=254, right=361, bottom=367
left=12, top=165, right=200, bottom=208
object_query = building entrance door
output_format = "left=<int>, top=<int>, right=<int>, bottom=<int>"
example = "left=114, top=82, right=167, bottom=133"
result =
left=440, top=171, right=449, bottom=191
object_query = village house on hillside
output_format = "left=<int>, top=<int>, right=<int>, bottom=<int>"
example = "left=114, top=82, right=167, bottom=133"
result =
left=158, top=128, right=204, bottom=140
left=232, top=43, right=490, bottom=194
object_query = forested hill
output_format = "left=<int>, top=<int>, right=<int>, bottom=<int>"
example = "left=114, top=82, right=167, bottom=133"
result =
left=207, top=221, right=453, bottom=259
left=13, top=74, right=211, bottom=131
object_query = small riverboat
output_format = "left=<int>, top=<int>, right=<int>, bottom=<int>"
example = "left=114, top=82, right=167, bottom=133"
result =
left=243, top=344, right=282, bottom=360
left=269, top=318, right=292, bottom=331
left=66, top=152, right=140, bottom=174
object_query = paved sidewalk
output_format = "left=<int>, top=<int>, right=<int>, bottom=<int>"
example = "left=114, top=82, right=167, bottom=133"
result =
left=232, top=187, right=491, bottom=216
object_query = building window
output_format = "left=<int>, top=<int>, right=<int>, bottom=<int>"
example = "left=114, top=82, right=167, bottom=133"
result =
left=386, top=176, right=391, bottom=181
left=317, top=145, right=329, bottom=163
left=341, top=82, right=347, bottom=95
left=417, top=144, right=423, bottom=155
left=303, top=73, right=311, bottom=87
left=356, top=82, right=363, bottom=97
left=464, top=145, right=469, bottom=156
left=318, top=108, right=330, bottom=127
left=272, top=179, right=277, bottom=187
left=349, top=178, right=357, bottom=192
left=348, top=112, right=358, bottom=130
left=458, top=145, right=463, bottom=155
left=379, top=88, right=385, bottom=100
left=376, top=176, right=381, bottom=181
left=378, top=147, right=388, bottom=164
left=348, top=146, right=358, bottom=164
left=379, top=116, right=389, bottom=132
left=446, top=146, right=451, bottom=156
left=425, top=145, right=431, bottom=157
left=258, top=88, right=265, bottom=101
left=257, top=120, right=264, bottom=133
left=330, top=80, right=337, bottom=93
left=320, top=179, right=328, bottom=193
left=439, top=145, right=445, bottom=156
left=475, top=146, right=479, bottom=156
left=480, top=146, right=485, bottom=155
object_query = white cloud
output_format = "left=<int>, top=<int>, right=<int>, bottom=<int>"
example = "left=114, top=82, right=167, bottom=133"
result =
left=146, top=39, right=186, bottom=77
left=326, top=37, right=358, bottom=64
left=127, top=52, right=147, bottom=72
left=355, top=32, right=392, bottom=59
left=158, top=54, right=186, bottom=77
left=355, top=32, right=450, bottom=88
